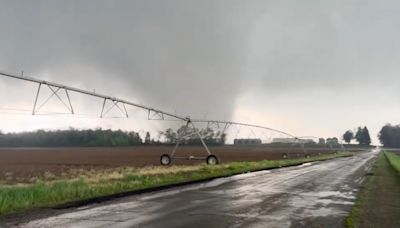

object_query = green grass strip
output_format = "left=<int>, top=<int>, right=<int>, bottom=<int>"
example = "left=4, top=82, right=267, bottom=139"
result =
left=346, top=153, right=381, bottom=228
left=346, top=152, right=400, bottom=228
left=0, top=152, right=351, bottom=215
left=385, top=152, right=400, bottom=173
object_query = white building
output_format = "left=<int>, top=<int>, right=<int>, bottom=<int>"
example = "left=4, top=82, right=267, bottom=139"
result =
left=272, top=138, right=315, bottom=144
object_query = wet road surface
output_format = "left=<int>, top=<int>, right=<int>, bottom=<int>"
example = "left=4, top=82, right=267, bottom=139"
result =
left=14, top=150, right=379, bottom=228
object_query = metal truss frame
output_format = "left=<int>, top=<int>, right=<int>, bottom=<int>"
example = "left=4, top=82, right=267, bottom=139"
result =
left=148, top=109, right=164, bottom=120
left=0, top=70, right=330, bottom=165
left=100, top=98, right=129, bottom=118
left=170, top=120, right=211, bottom=157
left=32, top=83, right=74, bottom=115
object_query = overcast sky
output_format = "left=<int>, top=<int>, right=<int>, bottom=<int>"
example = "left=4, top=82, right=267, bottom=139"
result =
left=1, top=0, right=400, bottom=143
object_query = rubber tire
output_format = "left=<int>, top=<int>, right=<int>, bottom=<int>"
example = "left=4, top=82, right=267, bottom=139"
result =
left=160, top=154, right=172, bottom=166
left=282, top=153, right=288, bottom=159
left=206, top=155, right=220, bottom=165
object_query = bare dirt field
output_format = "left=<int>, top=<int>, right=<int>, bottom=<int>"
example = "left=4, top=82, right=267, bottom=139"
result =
left=8, top=150, right=378, bottom=228
left=0, top=145, right=360, bottom=183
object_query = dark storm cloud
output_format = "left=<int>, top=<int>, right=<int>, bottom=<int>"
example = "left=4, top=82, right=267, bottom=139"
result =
left=243, top=0, right=400, bottom=92
left=0, top=0, right=260, bottom=119
left=1, top=0, right=400, bottom=139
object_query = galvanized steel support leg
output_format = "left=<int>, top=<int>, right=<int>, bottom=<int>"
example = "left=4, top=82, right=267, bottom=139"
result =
left=32, top=83, right=42, bottom=115
left=170, top=120, right=212, bottom=157
left=301, top=142, right=307, bottom=154
left=191, top=122, right=212, bottom=156
left=171, top=120, right=190, bottom=157
left=65, top=90, right=74, bottom=114
left=170, top=139, right=181, bottom=157
left=100, top=98, right=107, bottom=118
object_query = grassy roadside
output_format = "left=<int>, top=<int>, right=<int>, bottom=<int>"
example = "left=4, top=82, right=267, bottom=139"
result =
left=346, top=152, right=400, bottom=228
left=385, top=152, right=400, bottom=173
left=0, top=152, right=351, bottom=215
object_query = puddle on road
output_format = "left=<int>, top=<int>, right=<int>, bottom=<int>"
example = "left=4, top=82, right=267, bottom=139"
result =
left=313, top=190, right=355, bottom=200
left=140, top=170, right=272, bottom=201
left=287, top=189, right=356, bottom=218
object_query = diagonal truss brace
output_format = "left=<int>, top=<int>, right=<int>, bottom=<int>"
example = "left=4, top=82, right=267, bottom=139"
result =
left=206, top=121, right=220, bottom=130
left=248, top=129, right=257, bottom=139
left=148, top=109, right=164, bottom=120
left=100, top=98, right=129, bottom=118
left=32, top=83, right=74, bottom=115
left=171, top=120, right=212, bottom=157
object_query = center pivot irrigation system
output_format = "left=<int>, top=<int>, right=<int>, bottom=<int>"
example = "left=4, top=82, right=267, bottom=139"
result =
left=0, top=70, right=342, bottom=165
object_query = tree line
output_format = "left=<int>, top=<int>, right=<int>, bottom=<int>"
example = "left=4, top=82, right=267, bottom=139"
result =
left=7, top=123, right=400, bottom=148
left=342, top=124, right=400, bottom=148
left=378, top=124, right=400, bottom=148
left=160, top=125, right=226, bottom=146
left=0, top=128, right=143, bottom=147
left=0, top=126, right=226, bottom=147
left=342, top=126, right=371, bottom=145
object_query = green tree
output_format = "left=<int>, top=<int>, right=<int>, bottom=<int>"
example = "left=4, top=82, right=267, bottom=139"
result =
left=163, top=125, right=225, bottom=146
left=145, top=132, right=151, bottom=144
left=363, top=127, right=371, bottom=146
left=342, top=130, right=354, bottom=144
left=379, top=124, right=400, bottom=148
left=355, top=127, right=363, bottom=144
left=220, top=133, right=227, bottom=145
left=164, top=128, right=177, bottom=144
left=355, top=126, right=371, bottom=146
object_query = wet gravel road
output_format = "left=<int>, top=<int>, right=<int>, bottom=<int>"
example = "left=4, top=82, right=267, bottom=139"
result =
left=13, top=149, right=379, bottom=228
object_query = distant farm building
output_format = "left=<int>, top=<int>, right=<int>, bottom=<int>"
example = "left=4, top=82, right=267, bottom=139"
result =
left=234, top=138, right=262, bottom=145
left=272, top=138, right=315, bottom=144
left=326, top=138, right=339, bottom=145
left=272, top=138, right=295, bottom=144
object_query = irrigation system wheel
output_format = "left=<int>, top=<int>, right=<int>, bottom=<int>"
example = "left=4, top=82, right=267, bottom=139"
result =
left=206, top=155, right=220, bottom=165
left=160, top=154, right=172, bottom=166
